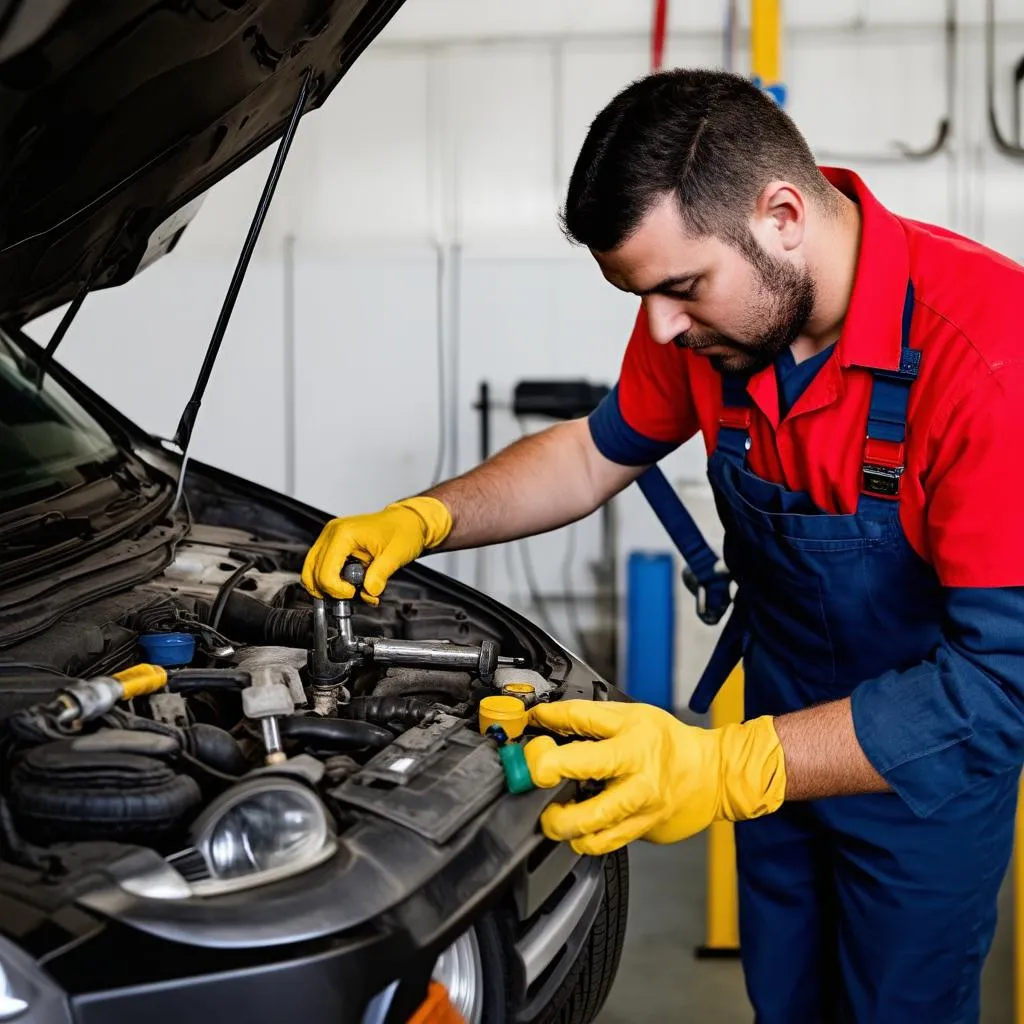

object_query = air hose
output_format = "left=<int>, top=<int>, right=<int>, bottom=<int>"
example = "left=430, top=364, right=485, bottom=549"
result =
left=340, top=695, right=437, bottom=730
left=277, top=715, right=393, bottom=753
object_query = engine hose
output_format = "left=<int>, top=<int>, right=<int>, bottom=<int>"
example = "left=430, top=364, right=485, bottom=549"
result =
left=183, top=724, right=248, bottom=776
left=7, top=706, right=67, bottom=745
left=208, top=560, right=256, bottom=632
left=166, top=669, right=251, bottom=694
left=372, top=668, right=472, bottom=703
left=0, top=796, right=63, bottom=875
left=278, top=715, right=393, bottom=753
left=96, top=712, right=245, bottom=782
left=199, top=592, right=313, bottom=648
left=340, top=696, right=436, bottom=730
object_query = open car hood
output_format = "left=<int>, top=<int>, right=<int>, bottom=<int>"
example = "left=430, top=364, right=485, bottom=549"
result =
left=0, top=0, right=406, bottom=326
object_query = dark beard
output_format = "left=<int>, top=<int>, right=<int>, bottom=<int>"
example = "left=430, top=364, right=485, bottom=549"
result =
left=674, top=236, right=816, bottom=376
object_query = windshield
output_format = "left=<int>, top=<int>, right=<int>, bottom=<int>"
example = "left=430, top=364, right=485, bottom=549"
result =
left=0, top=332, right=119, bottom=512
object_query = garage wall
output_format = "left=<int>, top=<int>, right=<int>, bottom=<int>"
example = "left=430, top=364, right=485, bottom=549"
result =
left=25, top=0, right=1024, bottom=701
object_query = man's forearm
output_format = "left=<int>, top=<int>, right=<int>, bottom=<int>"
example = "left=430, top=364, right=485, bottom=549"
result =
left=773, top=698, right=889, bottom=801
left=423, top=419, right=641, bottom=551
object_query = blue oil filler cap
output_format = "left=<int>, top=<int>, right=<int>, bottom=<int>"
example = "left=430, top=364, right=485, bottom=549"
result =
left=138, top=632, right=196, bottom=667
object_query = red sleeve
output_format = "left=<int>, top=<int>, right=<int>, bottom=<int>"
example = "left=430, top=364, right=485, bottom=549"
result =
left=925, top=361, right=1024, bottom=587
left=617, top=305, right=699, bottom=445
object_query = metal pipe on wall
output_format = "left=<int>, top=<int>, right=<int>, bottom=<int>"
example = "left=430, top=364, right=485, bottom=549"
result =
left=986, top=0, right=1024, bottom=159
left=814, top=0, right=955, bottom=164
left=282, top=233, right=297, bottom=497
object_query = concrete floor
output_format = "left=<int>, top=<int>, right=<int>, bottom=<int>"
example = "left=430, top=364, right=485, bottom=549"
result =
left=597, top=835, right=1015, bottom=1023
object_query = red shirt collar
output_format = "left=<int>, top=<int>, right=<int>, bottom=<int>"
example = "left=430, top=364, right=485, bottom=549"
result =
left=820, top=167, right=910, bottom=372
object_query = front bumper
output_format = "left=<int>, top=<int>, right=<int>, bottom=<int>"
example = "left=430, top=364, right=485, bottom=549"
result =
left=2, top=661, right=619, bottom=1024
left=2, top=844, right=607, bottom=1024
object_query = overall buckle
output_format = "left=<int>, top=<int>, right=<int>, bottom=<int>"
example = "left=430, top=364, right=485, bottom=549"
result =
left=682, top=562, right=733, bottom=625
left=719, top=407, right=752, bottom=431
left=861, top=439, right=905, bottom=499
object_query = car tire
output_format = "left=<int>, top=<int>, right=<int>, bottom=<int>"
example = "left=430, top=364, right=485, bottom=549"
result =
left=474, top=913, right=511, bottom=1024
left=532, top=847, right=630, bottom=1024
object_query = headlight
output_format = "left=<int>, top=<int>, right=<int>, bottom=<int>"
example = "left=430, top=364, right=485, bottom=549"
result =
left=190, top=777, right=336, bottom=895
left=0, top=960, right=28, bottom=1021
left=0, top=935, right=71, bottom=1024
left=206, top=786, right=326, bottom=879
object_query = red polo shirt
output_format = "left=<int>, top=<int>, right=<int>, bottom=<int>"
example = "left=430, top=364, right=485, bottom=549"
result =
left=593, top=168, right=1024, bottom=588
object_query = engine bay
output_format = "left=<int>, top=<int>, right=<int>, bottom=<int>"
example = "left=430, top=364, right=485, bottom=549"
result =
left=0, top=522, right=565, bottom=895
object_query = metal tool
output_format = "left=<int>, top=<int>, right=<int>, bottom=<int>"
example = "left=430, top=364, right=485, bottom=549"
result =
left=307, top=559, right=525, bottom=713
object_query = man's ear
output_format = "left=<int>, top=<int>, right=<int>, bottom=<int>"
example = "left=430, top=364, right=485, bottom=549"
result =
left=754, top=180, right=806, bottom=253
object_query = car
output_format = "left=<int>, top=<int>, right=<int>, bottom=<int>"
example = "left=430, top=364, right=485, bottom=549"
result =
left=0, top=2, right=630, bottom=1023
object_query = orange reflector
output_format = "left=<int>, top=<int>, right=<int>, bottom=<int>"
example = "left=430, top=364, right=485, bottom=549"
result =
left=407, top=981, right=465, bottom=1024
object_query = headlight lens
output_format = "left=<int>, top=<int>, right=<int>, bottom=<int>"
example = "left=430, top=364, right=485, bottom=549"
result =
left=192, top=778, right=333, bottom=891
left=206, top=787, right=327, bottom=879
left=0, top=959, right=28, bottom=1021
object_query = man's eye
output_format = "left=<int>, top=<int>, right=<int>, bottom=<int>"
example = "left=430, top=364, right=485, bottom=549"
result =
left=666, top=288, right=696, bottom=301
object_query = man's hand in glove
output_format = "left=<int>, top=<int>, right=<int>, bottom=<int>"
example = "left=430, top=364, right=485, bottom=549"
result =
left=301, top=496, right=452, bottom=605
left=524, top=700, right=787, bottom=856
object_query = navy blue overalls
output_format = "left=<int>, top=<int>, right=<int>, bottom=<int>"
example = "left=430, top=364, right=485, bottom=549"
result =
left=691, top=282, right=1018, bottom=1022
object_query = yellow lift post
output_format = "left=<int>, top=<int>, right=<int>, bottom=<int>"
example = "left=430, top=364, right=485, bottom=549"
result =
left=697, top=664, right=744, bottom=957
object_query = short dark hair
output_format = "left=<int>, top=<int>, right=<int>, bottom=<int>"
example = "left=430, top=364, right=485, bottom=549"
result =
left=562, top=68, right=836, bottom=252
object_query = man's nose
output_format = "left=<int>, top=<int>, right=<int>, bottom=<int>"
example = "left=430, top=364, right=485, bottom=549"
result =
left=644, top=297, right=692, bottom=346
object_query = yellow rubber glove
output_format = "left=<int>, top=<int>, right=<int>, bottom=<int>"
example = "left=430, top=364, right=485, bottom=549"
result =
left=524, top=700, right=786, bottom=856
left=301, top=496, right=452, bottom=605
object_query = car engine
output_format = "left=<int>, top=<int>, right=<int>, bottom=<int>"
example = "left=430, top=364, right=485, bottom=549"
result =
left=0, top=522, right=564, bottom=896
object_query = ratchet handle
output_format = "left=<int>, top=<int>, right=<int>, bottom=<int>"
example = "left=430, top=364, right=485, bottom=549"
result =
left=340, top=557, right=367, bottom=597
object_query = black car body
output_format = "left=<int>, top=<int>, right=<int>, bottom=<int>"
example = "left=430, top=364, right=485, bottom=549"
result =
left=0, top=3, right=629, bottom=1022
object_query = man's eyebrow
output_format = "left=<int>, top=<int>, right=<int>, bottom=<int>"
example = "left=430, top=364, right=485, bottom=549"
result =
left=635, top=274, right=699, bottom=297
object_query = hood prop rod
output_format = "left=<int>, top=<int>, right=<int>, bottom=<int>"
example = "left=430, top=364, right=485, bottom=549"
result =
left=32, top=223, right=127, bottom=389
left=171, top=68, right=312, bottom=508
left=31, top=285, right=87, bottom=389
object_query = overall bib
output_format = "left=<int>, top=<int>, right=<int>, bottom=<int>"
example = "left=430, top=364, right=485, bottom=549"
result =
left=693, top=284, right=1018, bottom=1022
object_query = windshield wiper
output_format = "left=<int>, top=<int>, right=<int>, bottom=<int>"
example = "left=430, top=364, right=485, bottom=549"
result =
left=0, top=510, right=92, bottom=551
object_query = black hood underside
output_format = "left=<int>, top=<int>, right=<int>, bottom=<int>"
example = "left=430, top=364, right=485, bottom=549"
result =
left=0, top=0, right=406, bottom=325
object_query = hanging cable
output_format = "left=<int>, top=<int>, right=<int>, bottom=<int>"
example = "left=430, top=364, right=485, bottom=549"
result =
left=561, top=519, right=596, bottom=666
left=511, top=414, right=590, bottom=656
left=429, top=243, right=448, bottom=488
left=517, top=535, right=562, bottom=641
left=208, top=559, right=256, bottom=632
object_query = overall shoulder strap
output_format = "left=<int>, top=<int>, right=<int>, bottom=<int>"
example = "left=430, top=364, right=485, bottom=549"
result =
left=856, top=280, right=921, bottom=517
left=635, top=465, right=732, bottom=625
left=716, top=371, right=753, bottom=464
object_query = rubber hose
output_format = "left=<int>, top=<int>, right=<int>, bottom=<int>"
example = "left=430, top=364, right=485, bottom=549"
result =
left=209, top=560, right=256, bottom=632
left=278, top=715, right=393, bottom=753
left=372, top=668, right=472, bottom=703
left=167, top=669, right=251, bottom=694
left=341, top=696, right=435, bottom=729
left=200, top=592, right=313, bottom=648
left=184, top=724, right=248, bottom=776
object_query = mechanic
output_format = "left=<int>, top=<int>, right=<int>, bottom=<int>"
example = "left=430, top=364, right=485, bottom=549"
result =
left=302, top=69, right=1024, bottom=1022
